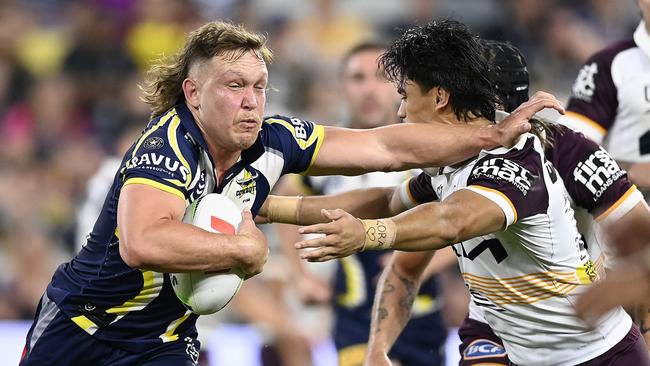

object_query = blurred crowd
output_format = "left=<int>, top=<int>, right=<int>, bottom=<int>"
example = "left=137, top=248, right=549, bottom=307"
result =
left=0, top=0, right=642, bottom=345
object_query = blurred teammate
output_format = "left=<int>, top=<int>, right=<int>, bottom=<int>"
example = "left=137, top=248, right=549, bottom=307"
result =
left=560, top=0, right=650, bottom=332
left=283, top=21, right=648, bottom=365
left=19, top=21, right=553, bottom=366
left=276, top=42, right=449, bottom=366
left=557, top=0, right=650, bottom=209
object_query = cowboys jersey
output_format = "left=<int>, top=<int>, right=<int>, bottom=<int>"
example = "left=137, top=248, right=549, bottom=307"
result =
left=45, top=103, right=324, bottom=352
left=400, top=132, right=632, bottom=366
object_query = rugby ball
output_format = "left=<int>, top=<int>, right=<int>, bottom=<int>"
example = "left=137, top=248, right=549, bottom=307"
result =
left=170, top=194, right=245, bottom=315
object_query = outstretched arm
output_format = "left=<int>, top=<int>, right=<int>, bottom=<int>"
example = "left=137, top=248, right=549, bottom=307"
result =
left=309, top=91, right=563, bottom=175
left=296, top=189, right=504, bottom=261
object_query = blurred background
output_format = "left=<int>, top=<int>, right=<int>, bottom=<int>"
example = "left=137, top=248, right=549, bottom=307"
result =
left=0, top=0, right=643, bottom=364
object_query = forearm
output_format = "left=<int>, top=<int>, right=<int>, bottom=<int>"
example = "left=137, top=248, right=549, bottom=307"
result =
left=376, top=123, right=501, bottom=170
left=310, top=124, right=501, bottom=176
left=121, top=219, right=251, bottom=272
left=368, top=262, right=422, bottom=356
left=265, top=188, right=394, bottom=225
left=388, top=203, right=459, bottom=251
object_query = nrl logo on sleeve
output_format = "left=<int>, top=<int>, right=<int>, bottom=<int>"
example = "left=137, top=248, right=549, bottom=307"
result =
left=463, top=339, right=507, bottom=360
left=471, top=158, right=533, bottom=195
left=571, top=62, right=598, bottom=102
left=143, top=136, right=164, bottom=150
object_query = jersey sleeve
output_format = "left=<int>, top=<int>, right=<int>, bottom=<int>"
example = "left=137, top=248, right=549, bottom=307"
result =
left=262, top=115, right=325, bottom=175
left=399, top=172, right=438, bottom=208
left=461, top=137, right=548, bottom=228
left=557, top=41, right=634, bottom=143
left=546, top=126, right=644, bottom=224
left=120, top=115, right=196, bottom=201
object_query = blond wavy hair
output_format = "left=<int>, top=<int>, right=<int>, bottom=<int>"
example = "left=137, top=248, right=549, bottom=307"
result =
left=141, top=21, right=273, bottom=117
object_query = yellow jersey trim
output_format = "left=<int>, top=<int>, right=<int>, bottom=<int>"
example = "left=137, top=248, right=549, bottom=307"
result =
left=467, top=185, right=518, bottom=223
left=564, top=111, right=607, bottom=137
left=595, top=185, right=638, bottom=222
left=123, top=177, right=185, bottom=201
left=167, top=115, right=192, bottom=187
left=130, top=109, right=175, bottom=160
left=71, top=315, right=99, bottom=335
left=160, top=310, right=192, bottom=343
left=304, top=124, right=325, bottom=173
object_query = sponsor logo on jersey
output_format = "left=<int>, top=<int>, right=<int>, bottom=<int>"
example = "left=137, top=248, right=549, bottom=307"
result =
left=572, top=62, right=598, bottom=102
left=573, top=147, right=624, bottom=201
left=143, top=136, right=164, bottom=150
left=290, top=117, right=308, bottom=140
left=236, top=169, right=257, bottom=198
left=463, top=339, right=507, bottom=360
left=125, top=153, right=190, bottom=182
left=471, top=158, right=533, bottom=195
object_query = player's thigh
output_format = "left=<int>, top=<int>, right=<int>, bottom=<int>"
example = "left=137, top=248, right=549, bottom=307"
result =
left=21, top=297, right=109, bottom=365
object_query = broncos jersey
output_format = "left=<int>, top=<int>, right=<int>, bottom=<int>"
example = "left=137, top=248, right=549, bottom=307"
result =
left=557, top=21, right=650, bottom=165
left=46, top=103, right=324, bottom=353
left=400, top=132, right=632, bottom=366
left=305, top=173, right=446, bottom=365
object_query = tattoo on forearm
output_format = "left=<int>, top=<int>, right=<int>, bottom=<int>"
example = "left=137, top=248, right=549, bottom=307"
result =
left=396, top=272, right=417, bottom=313
left=374, top=282, right=395, bottom=333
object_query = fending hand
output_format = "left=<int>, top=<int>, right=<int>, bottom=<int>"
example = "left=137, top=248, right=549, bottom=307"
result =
left=294, top=209, right=366, bottom=262
left=497, top=91, right=565, bottom=147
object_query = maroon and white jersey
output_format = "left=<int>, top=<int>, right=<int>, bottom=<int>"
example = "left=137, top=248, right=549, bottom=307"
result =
left=557, top=21, right=650, bottom=164
left=400, top=132, right=633, bottom=366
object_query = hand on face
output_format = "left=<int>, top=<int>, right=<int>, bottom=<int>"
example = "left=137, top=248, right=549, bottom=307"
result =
left=294, top=209, right=366, bottom=262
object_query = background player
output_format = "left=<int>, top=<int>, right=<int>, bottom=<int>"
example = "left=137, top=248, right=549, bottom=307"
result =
left=275, top=41, right=451, bottom=366
left=557, top=0, right=650, bottom=207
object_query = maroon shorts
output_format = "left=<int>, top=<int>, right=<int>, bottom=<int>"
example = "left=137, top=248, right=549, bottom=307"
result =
left=458, top=316, right=508, bottom=365
left=576, top=324, right=649, bottom=366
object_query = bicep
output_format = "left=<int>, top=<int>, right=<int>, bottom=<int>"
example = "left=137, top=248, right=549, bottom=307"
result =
left=308, top=126, right=390, bottom=176
left=442, top=189, right=506, bottom=240
left=117, top=183, right=186, bottom=244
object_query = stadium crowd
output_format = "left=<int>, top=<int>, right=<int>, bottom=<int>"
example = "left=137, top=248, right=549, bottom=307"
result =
left=0, top=0, right=646, bottom=365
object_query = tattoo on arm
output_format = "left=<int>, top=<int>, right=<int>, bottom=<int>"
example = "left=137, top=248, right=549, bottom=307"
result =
left=396, top=271, right=417, bottom=312
left=375, top=282, right=395, bottom=333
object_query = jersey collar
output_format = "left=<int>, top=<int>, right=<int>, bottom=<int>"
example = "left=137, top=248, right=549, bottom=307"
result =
left=634, top=21, right=650, bottom=59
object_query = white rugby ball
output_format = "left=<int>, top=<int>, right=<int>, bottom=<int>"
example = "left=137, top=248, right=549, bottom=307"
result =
left=170, top=193, right=245, bottom=315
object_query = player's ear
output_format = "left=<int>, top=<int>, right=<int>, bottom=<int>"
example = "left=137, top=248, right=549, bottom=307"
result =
left=182, top=78, right=201, bottom=110
left=433, top=87, right=450, bottom=111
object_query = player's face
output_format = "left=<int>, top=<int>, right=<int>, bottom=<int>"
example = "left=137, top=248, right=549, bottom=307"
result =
left=396, top=80, right=440, bottom=124
left=193, top=51, right=268, bottom=153
left=341, top=49, right=400, bottom=128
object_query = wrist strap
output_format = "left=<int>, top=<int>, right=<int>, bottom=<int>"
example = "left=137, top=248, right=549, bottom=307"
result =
left=360, top=219, right=396, bottom=251
left=267, top=196, right=303, bottom=224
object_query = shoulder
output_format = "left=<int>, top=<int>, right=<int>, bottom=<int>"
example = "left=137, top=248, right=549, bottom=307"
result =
left=588, top=39, right=637, bottom=66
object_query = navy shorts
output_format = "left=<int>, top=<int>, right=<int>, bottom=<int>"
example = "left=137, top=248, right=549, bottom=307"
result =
left=458, top=316, right=508, bottom=365
left=20, top=295, right=200, bottom=366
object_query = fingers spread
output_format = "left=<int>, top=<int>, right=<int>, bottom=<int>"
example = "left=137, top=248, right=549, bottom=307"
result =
left=299, top=222, right=337, bottom=235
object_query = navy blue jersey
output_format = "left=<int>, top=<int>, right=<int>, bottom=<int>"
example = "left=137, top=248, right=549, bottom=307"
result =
left=46, top=103, right=324, bottom=352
